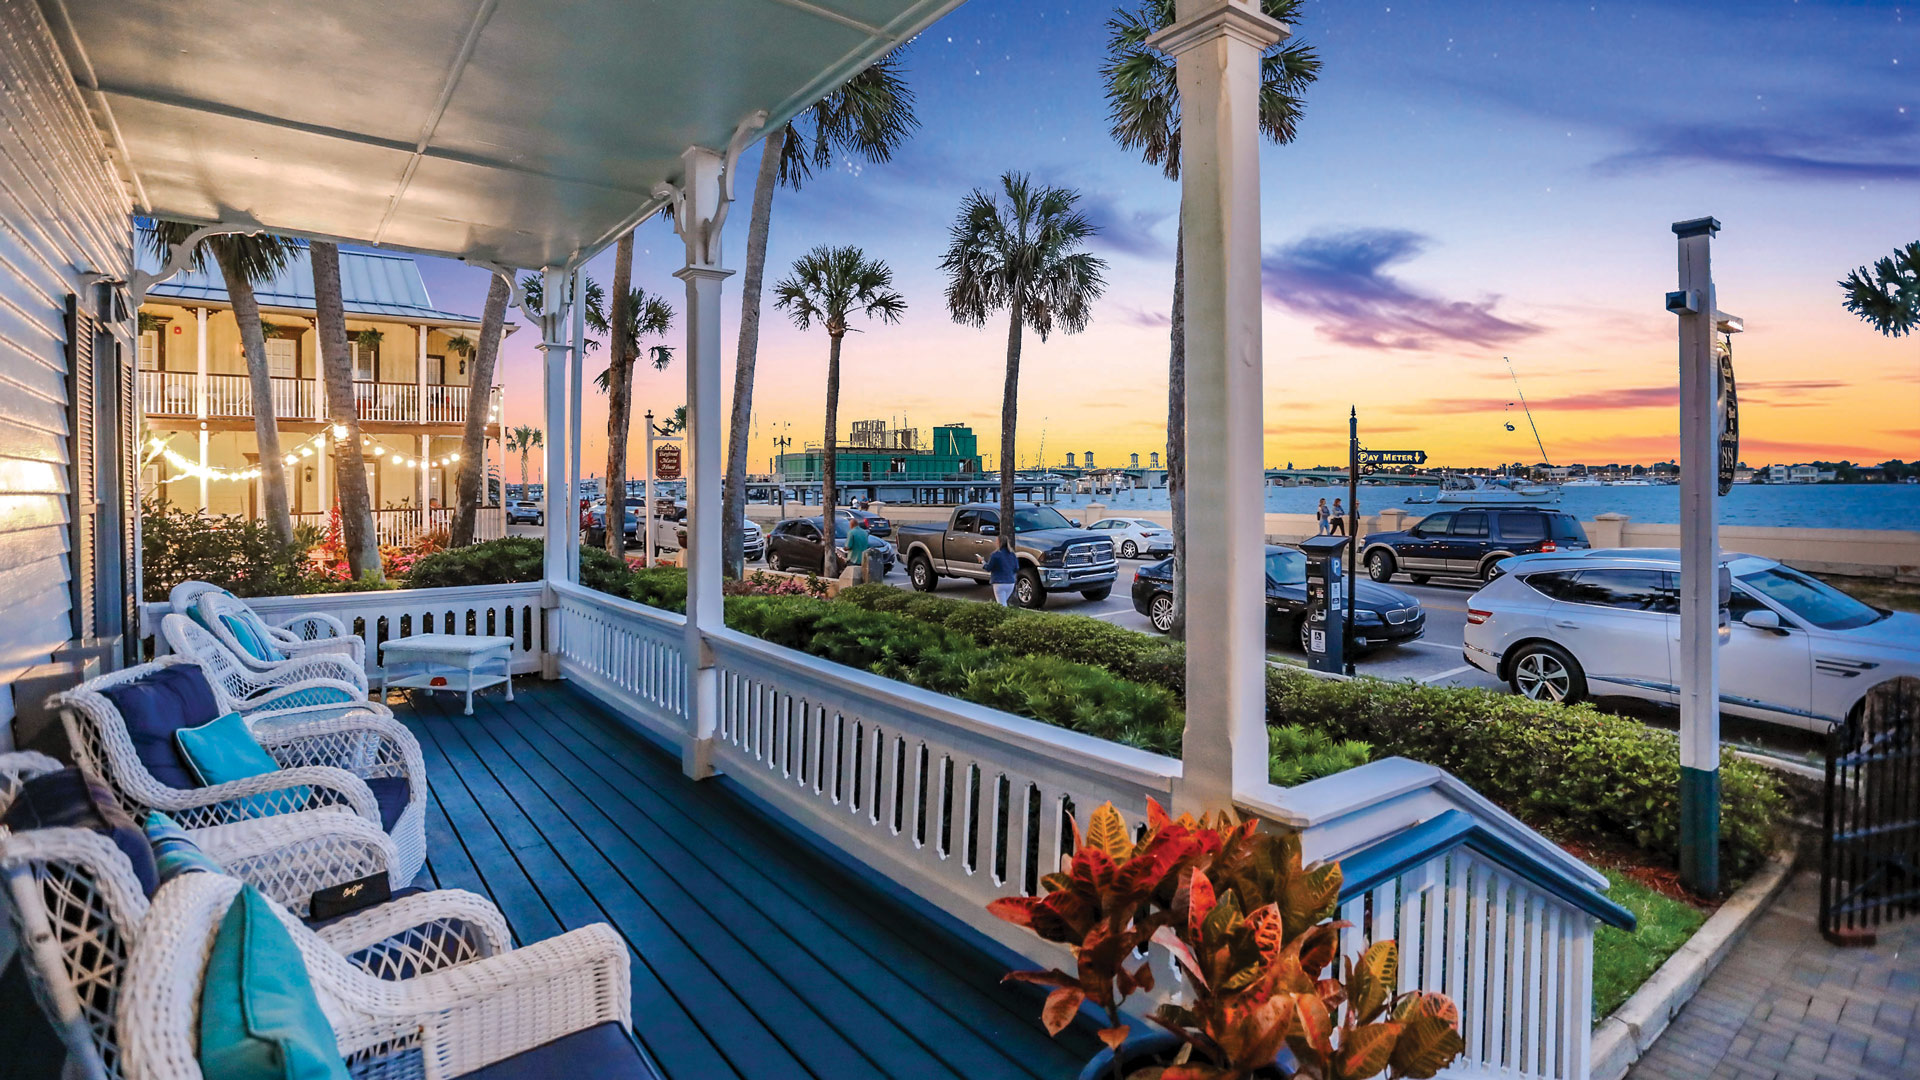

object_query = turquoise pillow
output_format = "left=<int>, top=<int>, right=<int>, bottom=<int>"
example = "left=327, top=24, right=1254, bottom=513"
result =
left=199, top=884, right=349, bottom=1080
left=143, top=811, right=222, bottom=882
left=176, top=712, right=305, bottom=817
left=222, top=613, right=285, bottom=662
left=240, top=610, right=287, bottom=661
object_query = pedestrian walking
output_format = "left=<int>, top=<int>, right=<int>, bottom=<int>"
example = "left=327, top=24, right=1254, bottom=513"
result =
left=847, top=520, right=872, bottom=582
left=1330, top=499, right=1347, bottom=535
left=983, top=540, right=1020, bottom=605
left=1316, top=498, right=1331, bottom=534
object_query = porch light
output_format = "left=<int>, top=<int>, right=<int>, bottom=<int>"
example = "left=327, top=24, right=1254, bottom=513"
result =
left=284, top=454, right=297, bottom=465
left=332, top=424, right=349, bottom=440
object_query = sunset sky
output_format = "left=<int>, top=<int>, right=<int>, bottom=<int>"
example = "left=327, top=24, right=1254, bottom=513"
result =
left=410, top=0, right=1918, bottom=482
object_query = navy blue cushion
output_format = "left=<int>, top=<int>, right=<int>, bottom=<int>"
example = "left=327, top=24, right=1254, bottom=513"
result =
left=364, top=777, right=410, bottom=833
left=0, top=768, right=159, bottom=897
left=101, top=665, right=221, bottom=791
left=461, top=1023, right=651, bottom=1080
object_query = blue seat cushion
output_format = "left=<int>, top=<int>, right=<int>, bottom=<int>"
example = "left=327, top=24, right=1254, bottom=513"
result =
left=461, top=1023, right=652, bottom=1080
left=364, top=776, right=410, bottom=833
left=222, top=612, right=286, bottom=662
left=144, top=811, right=223, bottom=882
left=101, top=664, right=221, bottom=791
left=1, top=768, right=158, bottom=896
left=176, top=712, right=303, bottom=818
left=198, top=884, right=350, bottom=1080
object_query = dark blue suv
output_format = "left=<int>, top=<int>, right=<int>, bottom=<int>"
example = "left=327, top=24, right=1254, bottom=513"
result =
left=1360, top=506, right=1588, bottom=584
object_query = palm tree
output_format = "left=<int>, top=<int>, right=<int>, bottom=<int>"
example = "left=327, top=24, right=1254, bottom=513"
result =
left=773, top=245, right=906, bottom=575
left=1840, top=241, right=1920, bottom=337
left=449, top=274, right=508, bottom=546
left=592, top=287, right=675, bottom=390
left=941, top=174, right=1107, bottom=564
left=507, top=426, right=543, bottom=489
left=1103, top=0, right=1319, bottom=636
left=143, top=224, right=299, bottom=545
left=724, top=54, right=919, bottom=578
left=310, top=240, right=382, bottom=582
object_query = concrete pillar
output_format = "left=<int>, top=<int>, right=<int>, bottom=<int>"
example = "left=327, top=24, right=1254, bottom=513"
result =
left=539, top=267, right=574, bottom=662
left=196, top=307, right=210, bottom=510
left=1151, top=0, right=1284, bottom=814
left=566, top=268, right=586, bottom=582
left=1589, top=512, right=1628, bottom=549
left=668, top=145, right=734, bottom=780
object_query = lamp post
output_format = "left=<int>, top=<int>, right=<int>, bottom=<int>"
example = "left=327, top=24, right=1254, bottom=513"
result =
left=772, top=422, right=792, bottom=520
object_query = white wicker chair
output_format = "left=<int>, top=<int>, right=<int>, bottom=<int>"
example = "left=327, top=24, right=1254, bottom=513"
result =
left=52, top=658, right=427, bottom=886
left=0, top=815, right=509, bottom=1080
left=189, top=588, right=368, bottom=674
left=162, top=613, right=389, bottom=718
left=168, top=581, right=367, bottom=669
left=124, top=873, right=635, bottom=1080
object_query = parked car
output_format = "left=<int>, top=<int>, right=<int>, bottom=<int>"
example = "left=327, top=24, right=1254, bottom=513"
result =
left=1086, top=517, right=1173, bottom=559
left=1461, top=548, right=1920, bottom=729
left=765, top=516, right=895, bottom=577
left=1130, top=545, right=1425, bottom=653
left=840, top=507, right=893, bottom=538
left=506, top=500, right=543, bottom=525
left=1360, top=505, right=1589, bottom=584
left=582, top=501, right=640, bottom=546
left=673, top=519, right=765, bottom=562
left=896, top=503, right=1116, bottom=608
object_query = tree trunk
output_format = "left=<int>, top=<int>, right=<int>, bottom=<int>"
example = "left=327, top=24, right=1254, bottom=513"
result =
left=605, top=231, right=636, bottom=560
left=311, top=241, right=383, bottom=582
left=214, top=247, right=294, bottom=546
left=1168, top=223, right=1188, bottom=640
left=723, top=127, right=785, bottom=579
left=520, top=449, right=531, bottom=488
left=1000, top=296, right=1024, bottom=545
left=449, top=274, right=509, bottom=546
left=821, top=332, right=843, bottom=577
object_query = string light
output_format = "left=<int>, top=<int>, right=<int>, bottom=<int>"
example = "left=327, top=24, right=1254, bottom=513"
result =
left=148, top=418, right=487, bottom=483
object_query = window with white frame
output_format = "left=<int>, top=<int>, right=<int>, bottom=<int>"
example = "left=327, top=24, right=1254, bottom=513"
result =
left=139, top=330, right=159, bottom=370
left=266, top=336, right=296, bottom=378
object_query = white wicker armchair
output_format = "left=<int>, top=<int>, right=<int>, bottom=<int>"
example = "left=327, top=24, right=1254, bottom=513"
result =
left=0, top=819, right=509, bottom=1080
left=53, top=658, right=426, bottom=886
left=169, top=581, right=367, bottom=669
left=162, top=613, right=391, bottom=719
left=124, top=873, right=634, bottom=1080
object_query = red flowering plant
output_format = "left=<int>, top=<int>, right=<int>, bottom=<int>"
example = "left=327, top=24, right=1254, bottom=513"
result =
left=989, top=800, right=1464, bottom=1080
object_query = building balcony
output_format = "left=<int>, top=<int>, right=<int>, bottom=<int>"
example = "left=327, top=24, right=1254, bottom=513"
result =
left=138, top=370, right=499, bottom=427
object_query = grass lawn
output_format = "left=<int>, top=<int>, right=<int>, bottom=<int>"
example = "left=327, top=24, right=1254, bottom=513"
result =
left=1591, top=869, right=1711, bottom=1021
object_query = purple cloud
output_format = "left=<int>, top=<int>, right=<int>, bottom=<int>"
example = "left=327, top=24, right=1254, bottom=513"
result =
left=1261, top=229, right=1540, bottom=351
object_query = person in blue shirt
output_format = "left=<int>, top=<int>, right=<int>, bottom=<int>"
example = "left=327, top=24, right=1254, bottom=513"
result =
left=982, top=540, right=1020, bottom=605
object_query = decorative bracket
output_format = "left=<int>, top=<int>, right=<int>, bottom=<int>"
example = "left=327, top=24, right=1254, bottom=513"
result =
left=652, top=111, right=766, bottom=269
left=464, top=258, right=541, bottom=329
left=128, top=222, right=253, bottom=308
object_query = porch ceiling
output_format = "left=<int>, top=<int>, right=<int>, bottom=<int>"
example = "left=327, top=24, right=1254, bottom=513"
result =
left=45, top=0, right=962, bottom=269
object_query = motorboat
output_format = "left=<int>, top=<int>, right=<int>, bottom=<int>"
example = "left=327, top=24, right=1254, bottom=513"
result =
left=1607, top=478, right=1654, bottom=487
left=1408, top=474, right=1561, bottom=504
left=1559, top=476, right=1606, bottom=488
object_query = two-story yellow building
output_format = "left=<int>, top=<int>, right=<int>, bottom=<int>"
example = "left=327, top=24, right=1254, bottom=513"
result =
left=136, top=236, right=508, bottom=544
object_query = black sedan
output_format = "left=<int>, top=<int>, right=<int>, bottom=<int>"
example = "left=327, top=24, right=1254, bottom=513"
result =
left=766, top=516, right=896, bottom=577
left=1130, top=545, right=1425, bottom=654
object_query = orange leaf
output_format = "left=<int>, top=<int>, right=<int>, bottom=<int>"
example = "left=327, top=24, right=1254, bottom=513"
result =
left=1097, top=1025, right=1132, bottom=1052
left=1334, top=1021, right=1403, bottom=1079
left=1293, top=991, right=1333, bottom=1056
left=1042, top=986, right=1087, bottom=1036
left=1146, top=796, right=1172, bottom=832
left=987, top=896, right=1042, bottom=928
left=1247, top=903, right=1285, bottom=962
left=1188, top=868, right=1217, bottom=942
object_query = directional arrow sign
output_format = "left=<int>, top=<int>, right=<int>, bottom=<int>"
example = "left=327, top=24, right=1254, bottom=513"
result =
left=1358, top=449, right=1427, bottom=466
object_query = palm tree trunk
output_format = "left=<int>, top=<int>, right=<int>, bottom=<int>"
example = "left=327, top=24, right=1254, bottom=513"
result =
left=450, top=274, right=508, bottom=545
left=821, top=332, right=843, bottom=577
left=520, top=448, right=530, bottom=488
left=311, top=241, right=383, bottom=582
left=1000, top=297, right=1024, bottom=544
left=1167, top=222, right=1187, bottom=639
left=214, top=248, right=294, bottom=546
left=605, top=232, right=636, bottom=560
left=723, top=126, right=786, bottom=578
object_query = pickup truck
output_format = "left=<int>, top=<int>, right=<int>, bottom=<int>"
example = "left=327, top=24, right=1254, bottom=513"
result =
left=897, top=503, right=1117, bottom=608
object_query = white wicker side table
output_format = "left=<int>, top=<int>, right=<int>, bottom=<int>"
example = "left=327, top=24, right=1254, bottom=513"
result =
left=378, top=634, right=514, bottom=715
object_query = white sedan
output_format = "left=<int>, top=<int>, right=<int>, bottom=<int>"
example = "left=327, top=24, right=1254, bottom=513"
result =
left=1462, top=548, right=1920, bottom=731
left=1086, top=517, right=1174, bottom=560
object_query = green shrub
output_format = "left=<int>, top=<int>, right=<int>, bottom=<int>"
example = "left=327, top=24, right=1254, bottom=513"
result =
left=626, top=567, right=688, bottom=612
left=1132, top=643, right=1187, bottom=698
left=984, top=612, right=1163, bottom=684
left=403, top=536, right=544, bottom=589
left=833, top=583, right=897, bottom=609
left=141, top=499, right=338, bottom=600
left=581, top=547, right=634, bottom=595
left=1267, top=725, right=1373, bottom=786
left=1263, top=669, right=1784, bottom=875
left=942, top=601, right=1020, bottom=639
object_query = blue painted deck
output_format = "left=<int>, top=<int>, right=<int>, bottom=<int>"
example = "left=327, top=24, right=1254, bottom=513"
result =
left=395, top=677, right=1099, bottom=1080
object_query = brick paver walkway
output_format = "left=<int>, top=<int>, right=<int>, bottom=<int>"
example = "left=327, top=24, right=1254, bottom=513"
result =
left=1626, top=871, right=1920, bottom=1079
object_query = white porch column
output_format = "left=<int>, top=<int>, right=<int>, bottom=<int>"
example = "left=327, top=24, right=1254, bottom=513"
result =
left=539, top=267, right=573, bottom=602
left=664, top=145, right=734, bottom=780
left=1150, top=0, right=1283, bottom=813
left=196, top=306, right=210, bottom=510
left=417, top=433, right=431, bottom=515
left=315, top=436, right=328, bottom=514
left=416, top=325, right=429, bottom=423
left=566, top=268, right=586, bottom=582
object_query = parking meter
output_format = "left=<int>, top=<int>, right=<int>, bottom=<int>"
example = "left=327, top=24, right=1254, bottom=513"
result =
left=1300, top=535, right=1350, bottom=674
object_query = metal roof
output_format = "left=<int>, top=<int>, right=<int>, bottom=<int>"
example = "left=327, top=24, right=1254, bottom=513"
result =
left=48, top=0, right=964, bottom=270
left=136, top=234, right=480, bottom=323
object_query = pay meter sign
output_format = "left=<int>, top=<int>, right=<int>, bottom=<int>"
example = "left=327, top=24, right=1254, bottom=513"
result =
left=654, top=444, right=682, bottom=481
left=1299, top=535, right=1350, bottom=674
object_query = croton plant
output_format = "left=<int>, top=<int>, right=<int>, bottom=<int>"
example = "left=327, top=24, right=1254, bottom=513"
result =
left=987, top=799, right=1465, bottom=1080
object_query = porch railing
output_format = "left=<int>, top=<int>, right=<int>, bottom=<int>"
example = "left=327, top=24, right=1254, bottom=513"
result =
left=137, top=371, right=497, bottom=426
left=289, top=506, right=505, bottom=548
left=350, top=381, right=417, bottom=423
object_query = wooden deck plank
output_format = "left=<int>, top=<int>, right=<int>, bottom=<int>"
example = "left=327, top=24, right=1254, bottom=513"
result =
left=414, top=692, right=829, bottom=1080
left=505, top=681, right=1094, bottom=1077
left=456, top=687, right=1030, bottom=1080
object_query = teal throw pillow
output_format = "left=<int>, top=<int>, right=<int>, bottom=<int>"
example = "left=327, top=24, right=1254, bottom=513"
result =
left=176, top=712, right=305, bottom=817
left=198, top=884, right=349, bottom=1080
left=143, top=811, right=222, bottom=882
left=221, top=613, right=285, bottom=662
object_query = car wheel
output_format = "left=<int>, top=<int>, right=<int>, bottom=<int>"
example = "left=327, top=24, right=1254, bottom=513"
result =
left=1149, top=594, right=1175, bottom=633
left=1508, top=643, right=1587, bottom=704
left=1013, top=568, right=1047, bottom=609
left=1409, top=573, right=1431, bottom=585
left=1296, top=615, right=1314, bottom=654
left=1480, top=555, right=1508, bottom=581
left=1120, top=540, right=1138, bottom=559
left=1081, top=585, right=1112, bottom=602
left=1366, top=549, right=1396, bottom=582
left=910, top=555, right=938, bottom=592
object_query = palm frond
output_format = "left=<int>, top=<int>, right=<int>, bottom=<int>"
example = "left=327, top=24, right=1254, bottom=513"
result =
left=1840, top=241, right=1920, bottom=338
left=779, top=49, right=919, bottom=190
left=940, top=171, right=1107, bottom=337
